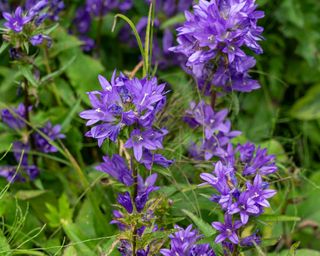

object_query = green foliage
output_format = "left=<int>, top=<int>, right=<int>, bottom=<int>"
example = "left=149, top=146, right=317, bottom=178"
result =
left=0, top=0, right=319, bottom=255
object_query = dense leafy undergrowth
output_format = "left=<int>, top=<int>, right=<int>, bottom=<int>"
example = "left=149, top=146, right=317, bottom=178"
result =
left=0, top=0, right=320, bottom=255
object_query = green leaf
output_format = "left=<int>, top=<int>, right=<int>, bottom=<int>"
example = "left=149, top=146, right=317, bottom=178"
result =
left=0, top=229, right=10, bottom=255
left=50, top=28, right=83, bottom=57
left=43, top=23, right=59, bottom=35
left=269, top=249, right=320, bottom=256
left=59, top=52, right=104, bottom=104
left=289, top=242, right=301, bottom=255
left=144, top=1, right=155, bottom=76
left=61, top=98, right=81, bottom=130
left=260, top=139, right=288, bottom=163
left=112, top=14, right=145, bottom=73
left=0, top=133, right=14, bottom=153
left=182, top=209, right=216, bottom=237
left=290, top=84, right=320, bottom=120
left=15, top=190, right=47, bottom=200
left=19, top=66, right=39, bottom=87
left=160, top=13, right=185, bottom=29
left=0, top=42, right=9, bottom=55
left=58, top=194, right=72, bottom=223
left=40, top=56, right=77, bottom=84
left=259, top=214, right=301, bottom=222
left=62, top=223, right=96, bottom=256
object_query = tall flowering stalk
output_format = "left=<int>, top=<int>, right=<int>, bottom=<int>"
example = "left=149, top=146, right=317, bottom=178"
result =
left=0, top=2, right=65, bottom=182
left=80, top=70, right=173, bottom=254
left=162, top=0, right=280, bottom=255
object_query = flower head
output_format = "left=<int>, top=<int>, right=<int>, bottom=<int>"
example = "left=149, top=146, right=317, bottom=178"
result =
left=212, top=214, right=242, bottom=244
left=1, top=104, right=29, bottom=130
left=2, top=7, right=32, bottom=32
left=135, top=173, right=159, bottom=212
left=124, top=128, right=167, bottom=161
left=237, top=143, right=277, bottom=176
left=160, top=225, right=215, bottom=256
left=33, top=122, right=65, bottom=153
left=96, top=154, right=133, bottom=186
left=171, top=0, right=264, bottom=93
left=80, top=72, right=166, bottom=146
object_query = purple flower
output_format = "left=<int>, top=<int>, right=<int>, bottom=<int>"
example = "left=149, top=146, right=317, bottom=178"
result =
left=80, top=72, right=166, bottom=146
left=170, top=0, right=264, bottom=93
left=2, top=7, right=32, bottom=32
left=117, top=0, right=133, bottom=12
left=27, top=0, right=48, bottom=18
left=1, top=104, right=29, bottom=130
left=125, top=129, right=167, bottom=161
left=160, top=224, right=215, bottom=256
left=246, top=174, right=277, bottom=209
left=79, top=35, right=95, bottom=52
left=33, top=122, right=65, bottom=153
left=140, top=150, right=173, bottom=170
left=0, top=0, right=9, bottom=13
left=237, top=142, right=277, bottom=176
left=228, top=191, right=259, bottom=224
left=212, top=214, right=242, bottom=244
left=25, top=165, right=40, bottom=180
left=240, top=232, right=261, bottom=246
left=0, top=166, right=24, bottom=183
left=96, top=154, right=133, bottom=186
left=86, top=0, right=117, bottom=16
left=13, top=141, right=30, bottom=166
left=74, top=7, right=91, bottom=34
left=126, top=77, right=166, bottom=114
left=79, top=72, right=130, bottom=145
left=117, top=192, right=133, bottom=213
left=29, top=34, right=52, bottom=46
left=135, top=173, right=159, bottom=212
left=184, top=101, right=229, bottom=139
left=200, top=161, right=236, bottom=210
left=26, top=0, right=64, bottom=22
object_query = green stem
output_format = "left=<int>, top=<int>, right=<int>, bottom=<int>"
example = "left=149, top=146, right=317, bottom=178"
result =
left=232, top=244, right=239, bottom=256
left=43, top=46, right=62, bottom=106
left=144, top=2, right=154, bottom=77
left=23, top=79, right=37, bottom=165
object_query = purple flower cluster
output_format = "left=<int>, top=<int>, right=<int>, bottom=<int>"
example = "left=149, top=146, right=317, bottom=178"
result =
left=1, top=103, right=29, bottom=130
left=2, top=7, right=32, bottom=33
left=80, top=70, right=173, bottom=255
left=86, top=0, right=132, bottom=16
left=80, top=71, right=173, bottom=167
left=0, top=104, right=65, bottom=182
left=170, top=0, right=264, bottom=94
left=0, top=142, right=39, bottom=183
left=160, top=225, right=215, bottom=256
left=25, top=0, right=65, bottom=22
left=1, top=0, right=64, bottom=47
left=110, top=172, right=161, bottom=255
left=72, top=0, right=132, bottom=52
left=184, top=101, right=240, bottom=161
left=200, top=142, right=277, bottom=250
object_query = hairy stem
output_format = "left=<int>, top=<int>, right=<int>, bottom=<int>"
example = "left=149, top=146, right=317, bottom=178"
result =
left=211, top=90, right=217, bottom=110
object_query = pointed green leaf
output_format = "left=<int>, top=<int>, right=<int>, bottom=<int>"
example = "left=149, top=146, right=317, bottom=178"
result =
left=182, top=209, right=216, bottom=237
left=259, top=214, right=301, bottom=222
left=0, top=42, right=9, bottom=55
